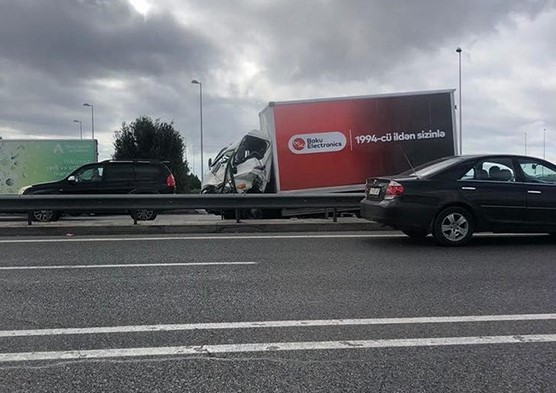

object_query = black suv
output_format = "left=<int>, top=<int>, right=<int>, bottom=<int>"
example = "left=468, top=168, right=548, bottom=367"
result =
left=20, top=160, right=176, bottom=222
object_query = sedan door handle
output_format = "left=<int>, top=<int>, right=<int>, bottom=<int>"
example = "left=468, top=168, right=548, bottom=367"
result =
left=528, top=190, right=542, bottom=194
left=461, top=187, right=476, bottom=190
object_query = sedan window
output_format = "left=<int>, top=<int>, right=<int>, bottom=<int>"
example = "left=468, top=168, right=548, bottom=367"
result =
left=518, top=160, right=556, bottom=184
left=482, top=162, right=515, bottom=182
left=459, top=167, right=489, bottom=181
left=460, top=159, right=516, bottom=182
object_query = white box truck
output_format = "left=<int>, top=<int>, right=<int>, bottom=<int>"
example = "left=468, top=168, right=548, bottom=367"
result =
left=202, top=89, right=457, bottom=217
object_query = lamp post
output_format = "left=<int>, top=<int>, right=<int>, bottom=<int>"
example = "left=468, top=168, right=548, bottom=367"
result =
left=191, top=80, right=204, bottom=181
left=73, top=120, right=82, bottom=139
left=456, top=47, right=463, bottom=155
left=543, top=128, right=546, bottom=160
left=83, top=103, right=94, bottom=140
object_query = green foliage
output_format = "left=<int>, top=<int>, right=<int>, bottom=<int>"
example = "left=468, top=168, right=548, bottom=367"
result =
left=113, top=116, right=193, bottom=193
left=186, top=173, right=202, bottom=193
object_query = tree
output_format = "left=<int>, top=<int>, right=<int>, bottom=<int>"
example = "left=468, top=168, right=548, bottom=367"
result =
left=186, top=173, right=202, bottom=193
left=113, top=116, right=193, bottom=193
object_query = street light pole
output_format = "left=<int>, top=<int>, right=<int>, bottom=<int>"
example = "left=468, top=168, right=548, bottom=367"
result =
left=191, top=80, right=204, bottom=181
left=73, top=120, right=82, bottom=139
left=543, top=128, right=546, bottom=160
left=83, top=103, right=94, bottom=140
left=456, top=47, right=463, bottom=155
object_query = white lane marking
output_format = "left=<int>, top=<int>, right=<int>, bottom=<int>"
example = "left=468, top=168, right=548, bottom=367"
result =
left=0, top=234, right=403, bottom=244
left=1, top=313, right=554, bottom=338
left=0, top=262, right=257, bottom=271
left=1, top=334, right=554, bottom=363
left=0, top=232, right=545, bottom=244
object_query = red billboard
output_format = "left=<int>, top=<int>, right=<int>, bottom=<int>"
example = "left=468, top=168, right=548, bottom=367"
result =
left=260, top=90, right=456, bottom=192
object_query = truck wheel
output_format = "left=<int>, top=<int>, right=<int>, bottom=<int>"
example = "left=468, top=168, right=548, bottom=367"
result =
left=432, top=207, right=474, bottom=246
left=33, top=209, right=59, bottom=222
left=131, top=209, right=158, bottom=221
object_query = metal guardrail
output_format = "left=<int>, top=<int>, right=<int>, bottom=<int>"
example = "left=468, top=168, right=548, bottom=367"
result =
left=0, top=193, right=365, bottom=224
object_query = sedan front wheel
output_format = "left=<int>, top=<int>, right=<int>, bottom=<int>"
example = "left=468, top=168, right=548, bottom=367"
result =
left=433, top=207, right=474, bottom=246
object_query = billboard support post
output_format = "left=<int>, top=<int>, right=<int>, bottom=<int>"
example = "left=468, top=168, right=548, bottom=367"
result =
left=456, top=47, right=463, bottom=155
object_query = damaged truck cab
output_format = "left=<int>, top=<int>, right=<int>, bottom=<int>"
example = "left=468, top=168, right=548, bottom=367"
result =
left=201, top=129, right=273, bottom=195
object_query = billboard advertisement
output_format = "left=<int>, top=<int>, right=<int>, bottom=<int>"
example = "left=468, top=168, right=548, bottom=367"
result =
left=261, top=90, right=456, bottom=192
left=0, top=139, right=97, bottom=194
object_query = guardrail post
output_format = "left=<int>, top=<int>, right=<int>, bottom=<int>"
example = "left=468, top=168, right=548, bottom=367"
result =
left=27, top=211, right=33, bottom=226
left=333, top=208, right=338, bottom=223
left=133, top=215, right=138, bottom=225
left=235, top=208, right=241, bottom=223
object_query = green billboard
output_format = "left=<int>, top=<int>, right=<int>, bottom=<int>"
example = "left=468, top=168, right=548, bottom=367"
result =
left=0, top=139, right=98, bottom=194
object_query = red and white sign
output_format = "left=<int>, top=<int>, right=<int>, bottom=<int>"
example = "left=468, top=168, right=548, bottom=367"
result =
left=261, top=91, right=456, bottom=192
left=288, top=132, right=347, bottom=154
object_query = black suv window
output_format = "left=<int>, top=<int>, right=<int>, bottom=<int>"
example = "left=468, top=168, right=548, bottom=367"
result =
left=135, top=164, right=163, bottom=180
left=103, top=164, right=134, bottom=181
left=73, top=165, right=104, bottom=183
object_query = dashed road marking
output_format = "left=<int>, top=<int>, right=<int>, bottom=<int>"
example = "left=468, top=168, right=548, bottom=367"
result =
left=1, top=334, right=554, bottom=362
left=1, top=313, right=554, bottom=337
left=0, top=261, right=257, bottom=271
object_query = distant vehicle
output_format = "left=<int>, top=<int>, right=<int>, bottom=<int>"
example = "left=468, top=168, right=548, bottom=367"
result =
left=360, top=154, right=556, bottom=246
left=203, top=89, right=458, bottom=218
left=19, top=160, right=176, bottom=222
left=0, top=139, right=98, bottom=194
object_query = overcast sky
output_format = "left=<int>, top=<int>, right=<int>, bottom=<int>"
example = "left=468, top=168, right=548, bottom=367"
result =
left=1, top=0, right=555, bottom=176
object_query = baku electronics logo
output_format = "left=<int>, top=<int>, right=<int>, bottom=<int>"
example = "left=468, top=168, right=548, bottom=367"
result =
left=292, top=138, right=306, bottom=151
left=288, top=132, right=347, bottom=154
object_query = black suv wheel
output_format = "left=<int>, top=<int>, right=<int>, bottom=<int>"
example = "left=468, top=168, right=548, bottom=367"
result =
left=32, top=209, right=60, bottom=222
left=131, top=209, right=158, bottom=221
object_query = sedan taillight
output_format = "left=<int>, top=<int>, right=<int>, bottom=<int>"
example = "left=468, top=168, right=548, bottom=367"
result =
left=384, top=180, right=404, bottom=199
left=166, top=174, right=176, bottom=188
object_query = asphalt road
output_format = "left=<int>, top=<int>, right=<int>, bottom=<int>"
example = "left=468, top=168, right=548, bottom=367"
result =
left=0, top=232, right=554, bottom=392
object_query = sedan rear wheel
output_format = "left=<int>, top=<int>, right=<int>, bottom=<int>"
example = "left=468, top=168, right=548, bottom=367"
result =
left=433, top=207, right=474, bottom=246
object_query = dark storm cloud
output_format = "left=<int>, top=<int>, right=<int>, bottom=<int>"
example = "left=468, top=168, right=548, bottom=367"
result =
left=191, top=0, right=552, bottom=82
left=0, top=0, right=216, bottom=81
left=0, top=0, right=554, bottom=166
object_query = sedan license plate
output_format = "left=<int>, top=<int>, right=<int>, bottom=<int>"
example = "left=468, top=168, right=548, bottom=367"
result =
left=368, top=187, right=381, bottom=196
